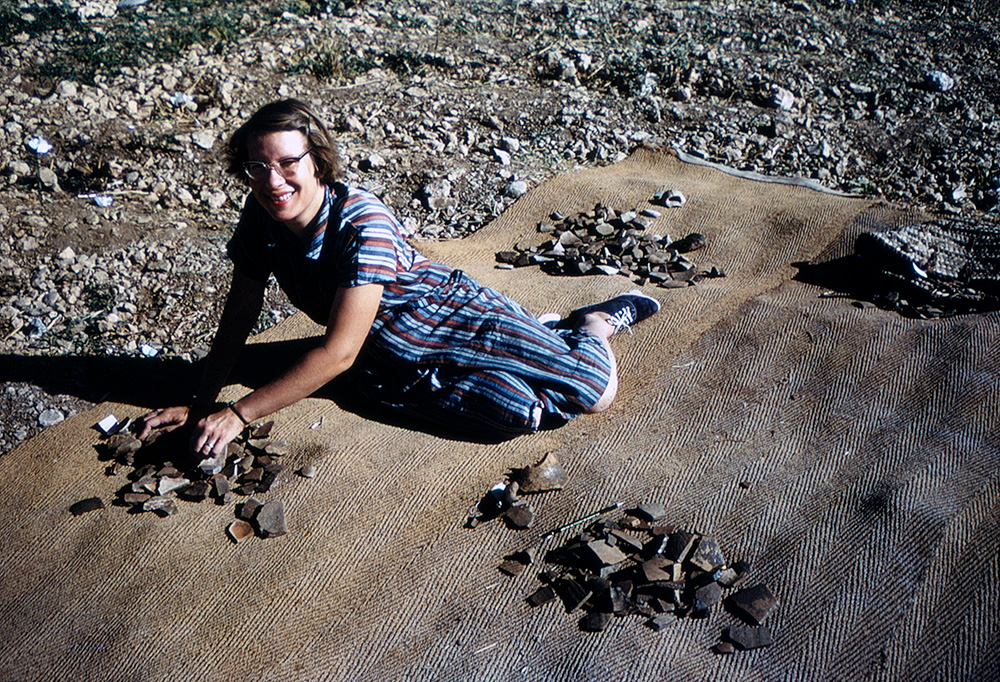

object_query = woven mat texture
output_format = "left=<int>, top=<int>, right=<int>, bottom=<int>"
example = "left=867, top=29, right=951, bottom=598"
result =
left=1, top=147, right=997, bottom=682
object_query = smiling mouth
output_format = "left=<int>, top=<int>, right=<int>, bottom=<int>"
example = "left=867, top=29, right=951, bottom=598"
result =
left=267, top=191, right=295, bottom=205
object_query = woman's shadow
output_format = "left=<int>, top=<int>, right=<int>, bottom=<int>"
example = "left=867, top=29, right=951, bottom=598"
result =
left=0, top=336, right=520, bottom=444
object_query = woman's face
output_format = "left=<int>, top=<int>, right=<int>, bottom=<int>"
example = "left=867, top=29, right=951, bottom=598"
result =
left=245, top=130, right=325, bottom=233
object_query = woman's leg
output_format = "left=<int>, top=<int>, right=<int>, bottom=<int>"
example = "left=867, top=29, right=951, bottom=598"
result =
left=562, top=288, right=661, bottom=413
left=576, top=312, right=618, bottom=414
left=360, top=275, right=656, bottom=435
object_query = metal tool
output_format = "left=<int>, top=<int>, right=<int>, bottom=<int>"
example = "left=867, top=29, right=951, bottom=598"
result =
left=538, top=502, right=623, bottom=539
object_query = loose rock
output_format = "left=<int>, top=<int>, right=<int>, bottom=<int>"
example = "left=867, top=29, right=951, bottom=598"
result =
left=499, top=201, right=721, bottom=288
left=526, top=585, right=557, bottom=607
left=725, top=625, right=773, bottom=650
left=648, top=613, right=677, bottom=631
left=238, top=497, right=263, bottom=521
left=652, top=189, right=686, bottom=208
left=227, top=519, right=254, bottom=543
left=515, top=452, right=569, bottom=493
left=255, top=500, right=287, bottom=537
left=510, top=504, right=774, bottom=640
left=191, top=131, right=217, bottom=150
left=634, top=501, right=666, bottom=522
left=767, top=85, right=795, bottom=110
left=38, top=409, right=64, bottom=427
left=712, top=641, right=736, bottom=655
left=37, top=167, right=60, bottom=190
left=504, top=502, right=535, bottom=529
left=689, top=537, right=726, bottom=572
left=923, top=70, right=955, bottom=93
left=504, top=180, right=528, bottom=198
left=580, top=610, right=612, bottom=632
left=728, top=583, right=779, bottom=625
left=143, top=496, right=178, bottom=516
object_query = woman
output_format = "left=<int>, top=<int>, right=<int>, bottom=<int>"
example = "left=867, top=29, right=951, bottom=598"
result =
left=138, top=99, right=659, bottom=460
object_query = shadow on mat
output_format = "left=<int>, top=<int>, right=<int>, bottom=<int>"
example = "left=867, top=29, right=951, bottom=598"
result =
left=792, top=255, right=875, bottom=300
left=793, top=255, right=930, bottom=315
left=792, top=256, right=985, bottom=319
left=0, top=352, right=199, bottom=407
left=0, top=336, right=520, bottom=444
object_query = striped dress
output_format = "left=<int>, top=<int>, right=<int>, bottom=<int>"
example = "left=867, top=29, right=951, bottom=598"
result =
left=228, top=183, right=612, bottom=436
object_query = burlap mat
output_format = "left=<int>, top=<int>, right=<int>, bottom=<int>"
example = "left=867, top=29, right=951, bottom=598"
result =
left=2, top=147, right=997, bottom=681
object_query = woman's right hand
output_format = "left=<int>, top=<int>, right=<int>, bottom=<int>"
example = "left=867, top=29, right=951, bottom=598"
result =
left=136, top=405, right=192, bottom=440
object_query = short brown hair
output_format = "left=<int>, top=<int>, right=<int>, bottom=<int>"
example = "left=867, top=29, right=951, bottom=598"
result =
left=225, top=99, right=343, bottom=184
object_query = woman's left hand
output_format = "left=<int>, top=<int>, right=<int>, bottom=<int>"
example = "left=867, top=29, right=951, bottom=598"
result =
left=190, top=408, right=245, bottom=462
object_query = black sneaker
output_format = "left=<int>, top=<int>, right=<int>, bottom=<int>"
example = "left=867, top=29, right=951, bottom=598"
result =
left=563, top=289, right=661, bottom=334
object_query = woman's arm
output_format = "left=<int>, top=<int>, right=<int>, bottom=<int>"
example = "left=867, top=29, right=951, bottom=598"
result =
left=194, top=268, right=268, bottom=410
left=137, top=268, right=265, bottom=439
left=189, top=283, right=384, bottom=459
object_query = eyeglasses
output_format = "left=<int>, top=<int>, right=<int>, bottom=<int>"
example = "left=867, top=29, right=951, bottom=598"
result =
left=243, top=148, right=312, bottom=181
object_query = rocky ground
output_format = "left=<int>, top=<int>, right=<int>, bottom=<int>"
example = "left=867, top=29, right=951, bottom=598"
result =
left=1, top=0, right=998, bottom=455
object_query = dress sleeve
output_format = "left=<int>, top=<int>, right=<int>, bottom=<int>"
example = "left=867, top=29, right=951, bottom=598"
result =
left=337, top=195, right=408, bottom=288
left=226, top=195, right=273, bottom=283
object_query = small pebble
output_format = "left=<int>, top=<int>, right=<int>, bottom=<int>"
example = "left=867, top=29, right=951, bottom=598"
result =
left=38, top=409, right=65, bottom=428
left=227, top=519, right=254, bottom=543
left=504, top=180, right=528, bottom=198
left=713, top=641, right=736, bottom=655
left=923, top=70, right=955, bottom=93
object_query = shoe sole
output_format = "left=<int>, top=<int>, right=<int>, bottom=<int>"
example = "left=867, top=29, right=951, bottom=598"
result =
left=537, top=312, right=561, bottom=329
